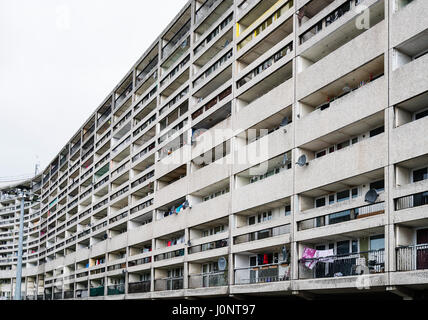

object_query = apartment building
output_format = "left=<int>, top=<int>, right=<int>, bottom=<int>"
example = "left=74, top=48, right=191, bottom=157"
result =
left=0, top=0, right=428, bottom=300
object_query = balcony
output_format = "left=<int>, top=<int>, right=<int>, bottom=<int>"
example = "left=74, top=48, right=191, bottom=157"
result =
left=233, top=165, right=293, bottom=214
left=154, top=277, right=184, bottom=291
left=234, top=262, right=291, bottom=285
left=75, top=289, right=89, bottom=298
left=295, top=133, right=387, bottom=193
left=390, top=113, right=428, bottom=164
left=296, top=75, right=386, bottom=146
left=188, top=271, right=228, bottom=288
left=107, top=283, right=125, bottom=295
left=297, top=18, right=386, bottom=100
left=395, top=190, right=428, bottom=211
left=162, top=20, right=191, bottom=60
left=128, top=280, right=151, bottom=294
left=298, top=249, right=385, bottom=279
left=89, top=286, right=104, bottom=297
left=396, top=244, right=428, bottom=271
left=195, top=0, right=223, bottom=26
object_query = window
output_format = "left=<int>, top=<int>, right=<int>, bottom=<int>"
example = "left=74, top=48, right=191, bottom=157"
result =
left=337, top=240, right=350, bottom=255
left=415, top=108, right=428, bottom=121
left=315, top=197, right=326, bottom=208
left=248, top=211, right=272, bottom=225
left=413, top=167, right=428, bottom=183
left=316, top=150, right=326, bottom=158
left=285, top=205, right=291, bottom=216
left=352, top=240, right=358, bottom=253
left=369, top=235, right=385, bottom=251
left=328, top=210, right=351, bottom=225
left=370, top=180, right=385, bottom=192
left=369, top=126, right=384, bottom=137
left=352, top=188, right=358, bottom=198
left=337, top=140, right=350, bottom=150
left=336, top=190, right=350, bottom=202
left=248, top=216, right=256, bottom=225
left=328, top=194, right=335, bottom=204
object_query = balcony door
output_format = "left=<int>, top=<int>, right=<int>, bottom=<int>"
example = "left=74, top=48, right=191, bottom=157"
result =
left=416, top=229, right=428, bottom=270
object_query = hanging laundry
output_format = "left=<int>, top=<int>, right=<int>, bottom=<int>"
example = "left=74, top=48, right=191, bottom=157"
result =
left=315, top=249, right=334, bottom=263
left=263, top=254, right=269, bottom=265
left=302, top=247, right=317, bottom=269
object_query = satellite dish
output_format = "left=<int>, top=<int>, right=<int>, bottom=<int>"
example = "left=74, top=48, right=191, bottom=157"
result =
left=364, top=189, right=378, bottom=204
left=218, top=257, right=227, bottom=271
left=296, top=155, right=308, bottom=167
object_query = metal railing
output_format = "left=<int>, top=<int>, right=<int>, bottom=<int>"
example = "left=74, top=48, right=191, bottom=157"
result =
left=136, top=55, right=158, bottom=85
left=128, top=281, right=151, bottom=294
left=395, top=191, right=428, bottom=211
left=298, top=249, right=385, bottom=279
left=107, top=284, right=125, bottom=295
left=75, top=289, right=89, bottom=298
left=162, top=20, right=191, bottom=59
left=195, top=0, right=222, bottom=24
left=396, top=244, right=428, bottom=271
left=234, top=224, right=290, bottom=245
left=115, top=82, right=133, bottom=107
left=188, top=271, right=228, bottom=288
left=154, top=277, right=184, bottom=291
left=235, top=262, right=291, bottom=285
left=89, top=286, right=105, bottom=297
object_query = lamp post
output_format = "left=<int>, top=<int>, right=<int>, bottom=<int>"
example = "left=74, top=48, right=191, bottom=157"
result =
left=13, top=188, right=36, bottom=300
left=14, top=190, right=25, bottom=300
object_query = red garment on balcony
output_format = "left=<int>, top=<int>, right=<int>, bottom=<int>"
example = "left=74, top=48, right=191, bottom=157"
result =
left=263, top=254, right=268, bottom=264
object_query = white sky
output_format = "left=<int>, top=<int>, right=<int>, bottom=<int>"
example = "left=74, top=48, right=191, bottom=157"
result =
left=0, top=0, right=188, bottom=184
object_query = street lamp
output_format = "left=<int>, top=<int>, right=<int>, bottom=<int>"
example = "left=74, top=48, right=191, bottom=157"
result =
left=12, top=187, right=38, bottom=300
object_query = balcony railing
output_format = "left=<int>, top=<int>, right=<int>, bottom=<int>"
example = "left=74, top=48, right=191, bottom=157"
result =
left=188, top=238, right=228, bottom=254
left=234, top=224, right=290, bottom=245
left=75, top=289, right=89, bottom=298
left=298, top=202, right=385, bottom=231
left=299, top=249, right=385, bottom=279
left=193, top=49, right=233, bottom=88
left=234, top=262, right=291, bottom=285
left=64, top=291, right=74, bottom=299
left=194, top=13, right=233, bottom=56
left=395, top=191, right=428, bottom=211
left=299, top=0, right=357, bottom=44
left=136, top=55, right=158, bottom=86
left=396, top=244, right=428, bottom=271
left=237, top=42, right=293, bottom=88
left=128, top=281, right=151, bottom=294
left=89, top=286, right=105, bottom=297
left=162, top=20, right=191, bottom=59
left=107, top=284, right=125, bottom=295
left=53, top=291, right=63, bottom=300
left=97, top=106, right=112, bottom=126
left=115, top=82, right=133, bottom=108
left=154, top=277, right=184, bottom=291
left=188, top=271, right=228, bottom=288
left=195, top=0, right=222, bottom=25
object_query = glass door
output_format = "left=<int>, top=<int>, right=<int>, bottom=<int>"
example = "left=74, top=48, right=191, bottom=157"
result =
left=416, top=229, right=428, bottom=270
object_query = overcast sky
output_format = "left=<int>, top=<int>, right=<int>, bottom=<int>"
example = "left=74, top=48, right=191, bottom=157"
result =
left=0, top=0, right=188, bottom=184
